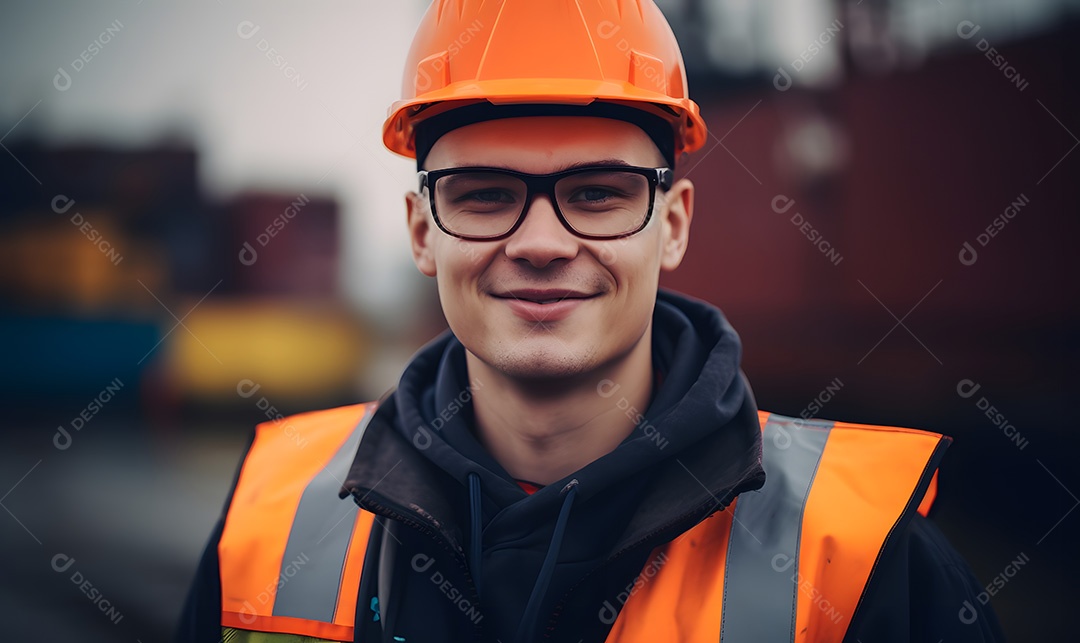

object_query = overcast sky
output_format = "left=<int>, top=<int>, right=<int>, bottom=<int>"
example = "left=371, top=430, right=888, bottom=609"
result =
left=1, top=1, right=429, bottom=319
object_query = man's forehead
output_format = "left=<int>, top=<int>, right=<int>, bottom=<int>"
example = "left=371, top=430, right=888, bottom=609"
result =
left=424, top=116, right=665, bottom=169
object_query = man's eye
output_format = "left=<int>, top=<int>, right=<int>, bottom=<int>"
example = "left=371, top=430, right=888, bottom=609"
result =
left=570, top=187, right=621, bottom=203
left=463, top=189, right=515, bottom=203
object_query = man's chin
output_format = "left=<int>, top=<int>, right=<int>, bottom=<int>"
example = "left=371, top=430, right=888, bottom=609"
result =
left=473, top=337, right=599, bottom=382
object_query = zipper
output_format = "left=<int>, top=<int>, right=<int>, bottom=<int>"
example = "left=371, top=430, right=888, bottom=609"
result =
left=348, top=487, right=485, bottom=642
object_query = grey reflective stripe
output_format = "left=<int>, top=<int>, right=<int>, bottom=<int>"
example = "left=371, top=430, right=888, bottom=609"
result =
left=273, top=407, right=374, bottom=622
left=720, top=416, right=833, bottom=643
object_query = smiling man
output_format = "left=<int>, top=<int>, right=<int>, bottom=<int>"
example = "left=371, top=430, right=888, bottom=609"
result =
left=176, top=2, right=1003, bottom=642
left=408, top=114, right=689, bottom=487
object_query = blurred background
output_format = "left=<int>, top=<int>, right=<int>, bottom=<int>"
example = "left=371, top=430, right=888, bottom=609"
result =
left=1, top=0, right=1076, bottom=640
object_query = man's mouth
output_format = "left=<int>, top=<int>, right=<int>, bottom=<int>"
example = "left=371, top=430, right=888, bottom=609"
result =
left=492, top=289, right=598, bottom=304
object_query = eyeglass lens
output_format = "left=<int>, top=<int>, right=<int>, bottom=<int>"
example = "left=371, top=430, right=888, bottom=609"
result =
left=433, top=169, right=651, bottom=238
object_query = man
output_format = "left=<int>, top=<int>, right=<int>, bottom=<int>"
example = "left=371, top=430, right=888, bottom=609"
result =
left=176, top=2, right=1005, bottom=641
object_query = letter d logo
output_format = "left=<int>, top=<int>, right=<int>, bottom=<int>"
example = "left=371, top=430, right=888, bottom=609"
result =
left=413, top=426, right=433, bottom=450
left=52, top=195, right=75, bottom=214
left=771, top=553, right=795, bottom=572
left=597, top=20, right=621, bottom=40
left=771, top=194, right=796, bottom=215
left=239, top=601, right=258, bottom=624
left=958, top=241, right=978, bottom=266
left=415, top=65, right=433, bottom=93
left=958, top=600, right=978, bottom=625
left=956, top=20, right=981, bottom=40
left=411, top=553, right=435, bottom=573
left=773, top=67, right=792, bottom=92
left=597, top=379, right=621, bottom=398
left=236, top=379, right=261, bottom=398
left=598, top=244, right=618, bottom=266
left=598, top=600, right=619, bottom=624
left=51, top=553, right=75, bottom=573
left=956, top=379, right=981, bottom=399
left=239, top=242, right=258, bottom=266
left=237, top=21, right=261, bottom=40
left=772, top=426, right=792, bottom=450
left=54, top=426, right=72, bottom=450
left=54, top=68, right=72, bottom=91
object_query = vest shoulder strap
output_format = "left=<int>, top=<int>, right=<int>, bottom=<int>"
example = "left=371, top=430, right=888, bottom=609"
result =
left=219, top=403, right=377, bottom=642
left=606, top=410, right=948, bottom=643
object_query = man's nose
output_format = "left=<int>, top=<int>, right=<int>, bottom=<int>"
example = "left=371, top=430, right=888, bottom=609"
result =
left=503, top=194, right=580, bottom=268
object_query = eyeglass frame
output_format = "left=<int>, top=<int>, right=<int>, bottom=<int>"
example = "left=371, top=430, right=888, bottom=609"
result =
left=416, top=164, right=675, bottom=242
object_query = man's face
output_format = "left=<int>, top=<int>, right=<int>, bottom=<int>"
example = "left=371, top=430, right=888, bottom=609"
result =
left=406, top=116, right=694, bottom=381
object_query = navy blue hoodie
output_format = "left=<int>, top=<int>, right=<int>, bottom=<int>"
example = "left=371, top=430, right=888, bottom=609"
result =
left=175, top=289, right=1004, bottom=642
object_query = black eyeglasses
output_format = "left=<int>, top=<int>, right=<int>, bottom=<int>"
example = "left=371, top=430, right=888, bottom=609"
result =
left=417, top=164, right=674, bottom=241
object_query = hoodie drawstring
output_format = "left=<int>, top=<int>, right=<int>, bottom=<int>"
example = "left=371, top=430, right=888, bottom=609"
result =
left=515, top=478, right=579, bottom=642
left=467, top=473, right=580, bottom=642
left=468, top=472, right=484, bottom=599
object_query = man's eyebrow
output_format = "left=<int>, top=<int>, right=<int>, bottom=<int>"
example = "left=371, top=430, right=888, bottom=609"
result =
left=448, top=158, right=635, bottom=172
left=550, top=158, right=633, bottom=171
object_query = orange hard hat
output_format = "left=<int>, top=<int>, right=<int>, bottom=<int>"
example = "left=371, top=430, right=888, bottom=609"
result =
left=383, top=0, right=708, bottom=166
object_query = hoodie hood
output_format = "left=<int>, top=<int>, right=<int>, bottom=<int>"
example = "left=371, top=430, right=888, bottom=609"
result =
left=340, top=288, right=765, bottom=642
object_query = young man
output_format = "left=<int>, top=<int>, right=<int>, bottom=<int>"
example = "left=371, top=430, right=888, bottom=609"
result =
left=176, top=2, right=1004, bottom=641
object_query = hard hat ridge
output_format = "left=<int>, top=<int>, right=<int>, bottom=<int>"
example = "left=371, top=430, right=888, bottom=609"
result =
left=384, top=0, right=708, bottom=165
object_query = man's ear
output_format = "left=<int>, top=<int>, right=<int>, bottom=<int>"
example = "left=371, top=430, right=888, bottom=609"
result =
left=659, top=178, right=694, bottom=271
left=406, top=191, right=437, bottom=277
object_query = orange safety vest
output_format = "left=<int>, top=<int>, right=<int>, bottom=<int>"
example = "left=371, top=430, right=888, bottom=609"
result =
left=219, top=403, right=943, bottom=642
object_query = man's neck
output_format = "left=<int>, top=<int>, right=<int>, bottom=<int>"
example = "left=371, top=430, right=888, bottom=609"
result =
left=465, top=329, right=655, bottom=486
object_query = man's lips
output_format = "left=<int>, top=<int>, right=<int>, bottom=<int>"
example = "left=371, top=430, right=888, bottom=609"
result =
left=490, top=289, right=600, bottom=322
left=491, top=289, right=599, bottom=304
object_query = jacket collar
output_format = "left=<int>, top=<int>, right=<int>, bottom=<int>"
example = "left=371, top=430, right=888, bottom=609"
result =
left=340, top=386, right=764, bottom=558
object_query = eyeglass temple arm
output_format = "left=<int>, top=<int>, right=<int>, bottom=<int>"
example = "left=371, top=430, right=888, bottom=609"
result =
left=658, top=168, right=674, bottom=190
